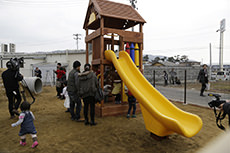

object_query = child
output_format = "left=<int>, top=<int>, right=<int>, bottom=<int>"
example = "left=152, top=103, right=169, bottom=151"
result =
left=61, top=81, right=70, bottom=112
left=126, top=90, right=136, bottom=118
left=11, top=101, right=38, bottom=148
left=103, top=84, right=111, bottom=102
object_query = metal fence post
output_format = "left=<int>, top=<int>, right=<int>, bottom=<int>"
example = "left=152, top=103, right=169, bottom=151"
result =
left=184, top=69, right=187, bottom=104
left=153, top=70, right=155, bottom=87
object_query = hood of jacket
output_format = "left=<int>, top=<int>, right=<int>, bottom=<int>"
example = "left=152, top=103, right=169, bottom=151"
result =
left=78, top=70, right=94, bottom=81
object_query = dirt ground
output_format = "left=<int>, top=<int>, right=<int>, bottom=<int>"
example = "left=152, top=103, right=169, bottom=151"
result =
left=0, top=86, right=228, bottom=153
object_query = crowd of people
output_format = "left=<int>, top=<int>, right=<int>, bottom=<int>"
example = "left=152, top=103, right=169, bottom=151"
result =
left=2, top=59, right=230, bottom=149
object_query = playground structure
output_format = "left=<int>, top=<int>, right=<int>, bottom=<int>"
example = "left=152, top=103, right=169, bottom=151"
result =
left=84, top=0, right=145, bottom=116
left=84, top=0, right=202, bottom=137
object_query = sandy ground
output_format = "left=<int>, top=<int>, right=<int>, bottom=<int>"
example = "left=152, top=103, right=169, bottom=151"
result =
left=0, top=86, right=228, bottom=153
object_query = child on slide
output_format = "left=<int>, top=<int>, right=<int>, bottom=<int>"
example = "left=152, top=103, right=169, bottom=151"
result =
left=11, top=101, right=38, bottom=148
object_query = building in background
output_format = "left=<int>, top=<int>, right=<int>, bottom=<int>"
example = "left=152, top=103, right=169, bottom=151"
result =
left=0, top=49, right=92, bottom=85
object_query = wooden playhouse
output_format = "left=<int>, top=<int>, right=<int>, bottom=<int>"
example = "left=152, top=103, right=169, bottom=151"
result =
left=83, top=0, right=146, bottom=116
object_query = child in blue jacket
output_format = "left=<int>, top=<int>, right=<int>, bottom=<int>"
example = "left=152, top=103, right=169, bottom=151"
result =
left=11, top=101, right=38, bottom=148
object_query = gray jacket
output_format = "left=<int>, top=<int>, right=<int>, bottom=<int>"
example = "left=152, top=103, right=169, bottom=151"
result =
left=78, top=71, right=98, bottom=99
left=67, top=69, right=79, bottom=94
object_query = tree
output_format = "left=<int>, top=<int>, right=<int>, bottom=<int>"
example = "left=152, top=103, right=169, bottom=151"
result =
left=167, top=57, right=175, bottom=63
left=153, top=57, right=160, bottom=63
left=143, top=55, right=149, bottom=61
left=180, top=55, right=189, bottom=62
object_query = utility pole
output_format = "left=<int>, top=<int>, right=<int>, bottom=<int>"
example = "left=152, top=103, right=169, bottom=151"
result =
left=209, top=43, right=212, bottom=80
left=129, top=0, right=137, bottom=31
left=216, top=19, right=225, bottom=71
left=73, top=34, right=81, bottom=50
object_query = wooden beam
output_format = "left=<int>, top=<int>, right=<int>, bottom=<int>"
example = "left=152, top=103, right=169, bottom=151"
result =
left=111, top=33, right=114, bottom=51
left=86, top=28, right=89, bottom=64
left=91, top=59, right=101, bottom=65
left=85, top=28, right=101, bottom=42
left=92, top=39, right=94, bottom=63
left=100, top=17, right=105, bottom=107
left=139, top=24, right=143, bottom=72
left=103, top=28, right=143, bottom=43
left=139, top=23, right=143, bottom=33
left=92, top=59, right=112, bottom=65
left=104, top=38, right=120, bottom=45
left=119, top=36, right=124, bottom=51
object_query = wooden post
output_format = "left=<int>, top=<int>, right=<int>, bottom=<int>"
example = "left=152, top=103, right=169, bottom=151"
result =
left=100, top=17, right=105, bottom=108
left=86, top=28, right=89, bottom=64
left=119, top=36, right=124, bottom=50
left=111, top=33, right=114, bottom=51
left=139, top=24, right=143, bottom=72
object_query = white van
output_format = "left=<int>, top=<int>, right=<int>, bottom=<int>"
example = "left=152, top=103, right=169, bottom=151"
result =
left=216, top=71, right=229, bottom=81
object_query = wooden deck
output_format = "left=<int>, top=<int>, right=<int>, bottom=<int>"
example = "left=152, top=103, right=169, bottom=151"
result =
left=95, top=102, right=142, bottom=117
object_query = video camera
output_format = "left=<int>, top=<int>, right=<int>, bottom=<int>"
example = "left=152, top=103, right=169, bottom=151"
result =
left=208, top=93, right=227, bottom=130
left=208, top=93, right=226, bottom=108
left=7, top=57, right=24, bottom=71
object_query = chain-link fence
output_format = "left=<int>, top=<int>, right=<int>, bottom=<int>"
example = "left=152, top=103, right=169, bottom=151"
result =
left=144, top=66, right=230, bottom=106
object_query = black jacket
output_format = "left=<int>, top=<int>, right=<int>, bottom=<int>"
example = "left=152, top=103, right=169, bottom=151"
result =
left=197, top=69, right=208, bottom=83
left=35, top=69, right=42, bottom=78
left=2, top=69, right=23, bottom=93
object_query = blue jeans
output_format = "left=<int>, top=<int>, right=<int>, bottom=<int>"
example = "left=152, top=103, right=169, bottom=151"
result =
left=68, top=92, right=81, bottom=120
left=127, top=96, right=136, bottom=115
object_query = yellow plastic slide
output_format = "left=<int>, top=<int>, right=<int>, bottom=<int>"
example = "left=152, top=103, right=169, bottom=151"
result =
left=105, top=50, right=203, bottom=137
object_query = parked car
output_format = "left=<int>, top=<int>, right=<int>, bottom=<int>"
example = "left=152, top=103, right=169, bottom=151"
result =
left=216, top=71, right=229, bottom=81
left=211, top=72, right=217, bottom=80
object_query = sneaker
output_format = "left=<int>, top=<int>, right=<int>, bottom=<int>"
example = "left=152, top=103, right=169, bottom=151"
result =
left=85, top=121, right=90, bottom=125
left=75, top=118, right=84, bottom=122
left=90, top=122, right=97, bottom=126
left=32, top=141, right=38, bottom=148
left=20, top=141, right=26, bottom=146
left=132, top=114, right=136, bottom=118
left=12, top=109, right=20, bottom=116
left=65, top=109, right=70, bottom=113
left=10, top=116, right=15, bottom=119
left=126, top=114, right=130, bottom=118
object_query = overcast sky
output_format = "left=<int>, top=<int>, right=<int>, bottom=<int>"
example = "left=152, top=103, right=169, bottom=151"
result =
left=0, top=0, right=229, bottom=64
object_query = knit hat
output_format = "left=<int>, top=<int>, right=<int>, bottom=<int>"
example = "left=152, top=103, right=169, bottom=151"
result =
left=73, top=60, right=81, bottom=68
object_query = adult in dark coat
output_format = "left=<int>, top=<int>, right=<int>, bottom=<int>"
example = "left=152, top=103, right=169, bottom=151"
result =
left=197, top=64, right=208, bottom=96
left=67, top=61, right=82, bottom=121
left=79, top=64, right=98, bottom=126
left=2, top=61, right=23, bottom=118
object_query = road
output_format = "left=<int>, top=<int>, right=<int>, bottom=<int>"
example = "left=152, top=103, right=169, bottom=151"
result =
left=155, top=86, right=230, bottom=107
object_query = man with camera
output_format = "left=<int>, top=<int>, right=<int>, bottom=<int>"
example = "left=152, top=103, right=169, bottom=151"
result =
left=2, top=60, right=23, bottom=119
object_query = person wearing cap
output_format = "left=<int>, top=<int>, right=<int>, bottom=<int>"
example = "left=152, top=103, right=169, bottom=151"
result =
left=67, top=60, right=82, bottom=121
left=197, top=64, right=209, bottom=97
left=78, top=64, right=98, bottom=126
left=2, top=61, right=23, bottom=119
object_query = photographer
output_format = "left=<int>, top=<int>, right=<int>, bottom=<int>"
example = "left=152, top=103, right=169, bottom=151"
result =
left=2, top=61, right=23, bottom=119
left=220, top=100, right=230, bottom=127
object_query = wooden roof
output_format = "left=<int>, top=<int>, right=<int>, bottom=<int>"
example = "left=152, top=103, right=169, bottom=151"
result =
left=83, top=0, right=146, bottom=30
